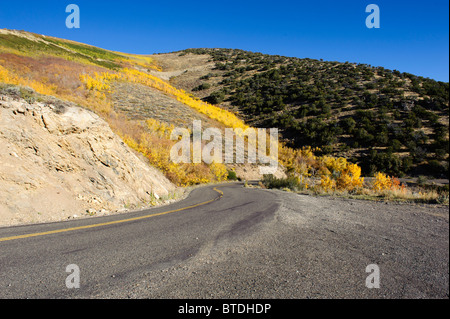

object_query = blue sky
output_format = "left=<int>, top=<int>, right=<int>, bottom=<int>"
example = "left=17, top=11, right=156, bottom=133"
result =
left=0, top=0, right=448, bottom=82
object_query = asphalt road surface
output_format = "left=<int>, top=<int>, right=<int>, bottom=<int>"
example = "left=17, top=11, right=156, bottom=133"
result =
left=0, top=183, right=448, bottom=299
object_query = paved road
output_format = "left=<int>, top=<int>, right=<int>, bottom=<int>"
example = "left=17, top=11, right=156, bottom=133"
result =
left=0, top=183, right=448, bottom=299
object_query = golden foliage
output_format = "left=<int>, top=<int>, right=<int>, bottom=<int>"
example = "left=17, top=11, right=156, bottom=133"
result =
left=79, top=72, right=120, bottom=92
left=0, top=64, right=57, bottom=95
left=278, top=144, right=365, bottom=193
left=210, top=162, right=228, bottom=182
left=336, top=163, right=364, bottom=191
left=372, top=172, right=405, bottom=192
left=109, top=115, right=230, bottom=187
left=372, top=172, right=392, bottom=191
left=320, top=175, right=335, bottom=192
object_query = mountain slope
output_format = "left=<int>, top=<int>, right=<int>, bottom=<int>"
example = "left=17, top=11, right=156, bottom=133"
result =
left=0, top=29, right=253, bottom=186
left=0, top=87, right=175, bottom=226
left=151, top=48, right=449, bottom=178
left=1, top=29, right=448, bottom=207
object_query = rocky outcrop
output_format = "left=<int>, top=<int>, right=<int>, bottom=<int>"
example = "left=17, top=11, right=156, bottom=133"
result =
left=0, top=93, right=176, bottom=226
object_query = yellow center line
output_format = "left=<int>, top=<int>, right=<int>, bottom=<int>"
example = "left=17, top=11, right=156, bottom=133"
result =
left=0, top=187, right=224, bottom=243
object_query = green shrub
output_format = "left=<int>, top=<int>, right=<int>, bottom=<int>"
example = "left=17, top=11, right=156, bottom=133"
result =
left=262, top=175, right=302, bottom=191
left=227, top=170, right=238, bottom=181
left=193, top=83, right=211, bottom=91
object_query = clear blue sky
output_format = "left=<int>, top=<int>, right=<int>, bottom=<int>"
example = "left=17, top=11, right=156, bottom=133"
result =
left=1, top=0, right=448, bottom=82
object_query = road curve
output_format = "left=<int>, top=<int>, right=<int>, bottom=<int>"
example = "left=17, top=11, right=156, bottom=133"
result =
left=0, top=182, right=278, bottom=298
left=0, top=182, right=448, bottom=299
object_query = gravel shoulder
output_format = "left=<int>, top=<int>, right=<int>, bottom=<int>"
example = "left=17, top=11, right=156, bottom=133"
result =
left=123, top=189, right=449, bottom=299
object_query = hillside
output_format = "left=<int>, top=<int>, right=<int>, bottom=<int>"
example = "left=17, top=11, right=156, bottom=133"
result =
left=151, top=48, right=449, bottom=178
left=0, top=87, right=176, bottom=226
left=0, top=29, right=264, bottom=185
left=1, top=29, right=448, bottom=207
left=0, top=29, right=244, bottom=225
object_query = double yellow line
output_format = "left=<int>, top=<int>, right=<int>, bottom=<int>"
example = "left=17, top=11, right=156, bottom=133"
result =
left=0, top=187, right=224, bottom=243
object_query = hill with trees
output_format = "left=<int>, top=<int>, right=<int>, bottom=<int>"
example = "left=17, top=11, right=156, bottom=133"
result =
left=154, top=48, right=449, bottom=178
left=1, top=30, right=448, bottom=205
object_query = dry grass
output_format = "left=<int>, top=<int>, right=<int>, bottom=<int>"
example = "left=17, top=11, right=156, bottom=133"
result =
left=314, top=182, right=449, bottom=205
